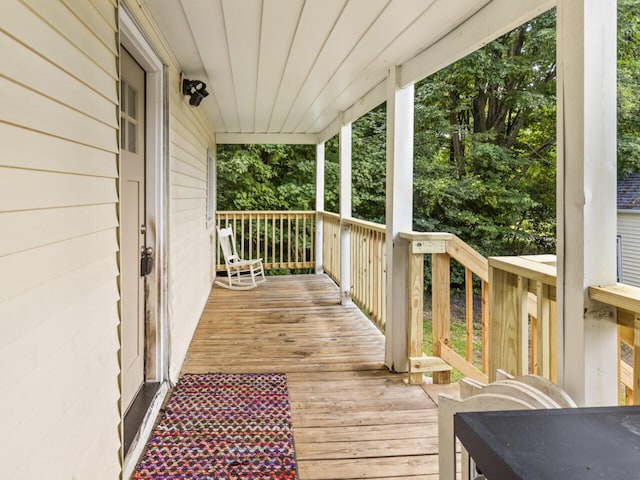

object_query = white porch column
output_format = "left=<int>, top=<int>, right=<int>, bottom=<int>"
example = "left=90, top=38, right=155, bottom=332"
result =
left=315, top=142, right=325, bottom=274
left=339, top=122, right=352, bottom=305
left=557, top=0, right=618, bottom=406
left=385, top=67, right=414, bottom=372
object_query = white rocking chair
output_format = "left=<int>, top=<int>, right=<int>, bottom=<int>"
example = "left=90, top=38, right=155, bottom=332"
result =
left=215, top=224, right=266, bottom=290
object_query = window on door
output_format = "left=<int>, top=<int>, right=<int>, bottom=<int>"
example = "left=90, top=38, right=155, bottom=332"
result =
left=121, top=81, right=139, bottom=154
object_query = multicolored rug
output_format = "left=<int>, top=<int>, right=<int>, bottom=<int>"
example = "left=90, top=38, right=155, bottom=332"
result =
left=133, top=373, right=299, bottom=479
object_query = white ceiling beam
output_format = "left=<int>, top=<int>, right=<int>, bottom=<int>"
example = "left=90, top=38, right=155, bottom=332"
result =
left=399, top=0, right=556, bottom=88
left=215, top=133, right=320, bottom=145
left=318, top=80, right=386, bottom=143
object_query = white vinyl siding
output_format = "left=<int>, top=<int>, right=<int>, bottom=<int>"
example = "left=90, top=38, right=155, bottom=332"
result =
left=168, top=88, right=215, bottom=380
left=117, top=0, right=217, bottom=382
left=0, top=1, right=120, bottom=479
left=1, top=0, right=218, bottom=476
left=618, top=211, right=640, bottom=287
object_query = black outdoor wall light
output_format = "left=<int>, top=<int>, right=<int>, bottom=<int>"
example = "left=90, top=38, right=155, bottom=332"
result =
left=182, top=78, right=209, bottom=106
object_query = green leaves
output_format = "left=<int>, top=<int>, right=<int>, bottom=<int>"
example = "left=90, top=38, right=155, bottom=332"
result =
left=412, top=10, right=557, bottom=260
left=618, top=0, right=640, bottom=179
left=217, top=5, right=638, bottom=276
left=217, top=144, right=316, bottom=211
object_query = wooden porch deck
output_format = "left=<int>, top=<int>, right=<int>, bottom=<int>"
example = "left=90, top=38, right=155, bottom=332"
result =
left=181, top=274, right=441, bottom=479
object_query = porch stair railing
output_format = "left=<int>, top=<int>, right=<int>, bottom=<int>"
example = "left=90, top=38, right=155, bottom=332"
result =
left=400, top=232, right=490, bottom=385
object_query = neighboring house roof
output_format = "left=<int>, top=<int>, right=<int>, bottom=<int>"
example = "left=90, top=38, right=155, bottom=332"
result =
left=618, top=173, right=640, bottom=210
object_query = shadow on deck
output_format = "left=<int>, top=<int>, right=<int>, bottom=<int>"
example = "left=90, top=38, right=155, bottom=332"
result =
left=181, top=274, right=441, bottom=479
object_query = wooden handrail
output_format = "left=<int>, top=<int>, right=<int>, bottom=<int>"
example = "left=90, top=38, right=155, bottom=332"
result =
left=489, top=255, right=557, bottom=286
left=318, top=210, right=340, bottom=221
left=589, top=283, right=640, bottom=312
left=342, top=216, right=387, bottom=234
left=217, top=209, right=315, bottom=215
left=446, top=235, right=488, bottom=283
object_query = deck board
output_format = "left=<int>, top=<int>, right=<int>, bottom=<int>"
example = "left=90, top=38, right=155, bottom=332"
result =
left=181, top=274, right=441, bottom=479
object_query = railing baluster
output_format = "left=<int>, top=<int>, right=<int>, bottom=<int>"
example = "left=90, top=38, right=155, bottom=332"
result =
left=633, top=318, right=640, bottom=405
left=248, top=213, right=253, bottom=260
left=465, top=268, right=473, bottom=363
left=432, top=252, right=451, bottom=384
left=481, top=280, right=489, bottom=374
left=517, top=275, right=529, bottom=375
left=302, top=214, right=307, bottom=266
left=536, top=281, right=550, bottom=378
left=296, top=214, right=300, bottom=267
left=254, top=214, right=257, bottom=260
left=272, top=214, right=276, bottom=268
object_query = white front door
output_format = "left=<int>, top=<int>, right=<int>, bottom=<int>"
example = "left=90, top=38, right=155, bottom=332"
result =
left=121, top=48, right=146, bottom=412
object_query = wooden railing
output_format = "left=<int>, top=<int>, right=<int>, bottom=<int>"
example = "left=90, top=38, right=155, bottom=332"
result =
left=216, top=211, right=315, bottom=271
left=400, top=232, right=489, bottom=385
left=589, top=283, right=640, bottom=405
left=320, top=211, right=340, bottom=283
left=345, top=217, right=387, bottom=331
left=488, top=255, right=557, bottom=383
left=217, top=211, right=632, bottom=403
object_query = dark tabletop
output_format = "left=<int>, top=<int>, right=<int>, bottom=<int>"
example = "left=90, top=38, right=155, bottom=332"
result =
left=454, top=406, right=640, bottom=480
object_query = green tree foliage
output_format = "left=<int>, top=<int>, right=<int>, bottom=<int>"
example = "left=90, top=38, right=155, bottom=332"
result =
left=618, top=0, right=640, bottom=178
left=324, top=104, right=387, bottom=223
left=216, top=6, right=640, bottom=266
left=414, top=11, right=557, bottom=256
left=217, top=144, right=316, bottom=210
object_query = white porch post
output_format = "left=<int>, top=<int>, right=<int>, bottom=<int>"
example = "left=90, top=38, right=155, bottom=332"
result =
left=315, top=142, right=325, bottom=274
left=385, top=67, right=414, bottom=372
left=339, top=122, right=352, bottom=305
left=557, top=0, right=618, bottom=406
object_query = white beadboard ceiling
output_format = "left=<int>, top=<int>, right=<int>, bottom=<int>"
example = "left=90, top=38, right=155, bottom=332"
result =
left=143, top=0, right=554, bottom=144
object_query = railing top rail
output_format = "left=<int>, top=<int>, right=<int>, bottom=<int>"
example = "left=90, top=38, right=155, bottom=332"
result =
left=589, top=283, right=640, bottom=314
left=488, top=255, right=557, bottom=286
left=399, top=231, right=488, bottom=282
left=216, top=210, right=315, bottom=215
left=399, top=231, right=453, bottom=242
left=447, top=235, right=488, bottom=282
left=318, top=210, right=340, bottom=220
left=343, top=216, right=386, bottom=234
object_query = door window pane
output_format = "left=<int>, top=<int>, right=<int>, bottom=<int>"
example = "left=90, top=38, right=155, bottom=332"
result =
left=121, top=116, right=126, bottom=149
left=128, top=85, right=137, bottom=118
left=121, top=81, right=126, bottom=108
left=128, top=121, right=137, bottom=153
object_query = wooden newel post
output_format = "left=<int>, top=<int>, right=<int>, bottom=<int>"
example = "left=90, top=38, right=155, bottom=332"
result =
left=407, top=245, right=424, bottom=384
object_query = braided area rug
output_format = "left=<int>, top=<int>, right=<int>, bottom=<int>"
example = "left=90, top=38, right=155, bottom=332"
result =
left=133, top=373, right=299, bottom=479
